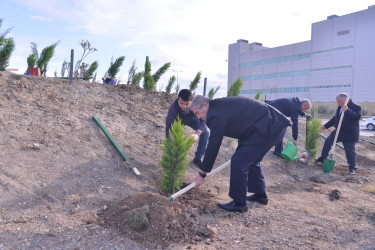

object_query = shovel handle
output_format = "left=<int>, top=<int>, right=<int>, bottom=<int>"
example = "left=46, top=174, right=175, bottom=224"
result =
left=331, top=96, right=349, bottom=155
left=167, top=160, right=231, bottom=201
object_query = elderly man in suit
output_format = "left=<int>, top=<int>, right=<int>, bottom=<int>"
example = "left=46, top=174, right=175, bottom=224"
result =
left=316, top=93, right=362, bottom=175
left=266, top=98, right=312, bottom=158
left=190, top=95, right=291, bottom=212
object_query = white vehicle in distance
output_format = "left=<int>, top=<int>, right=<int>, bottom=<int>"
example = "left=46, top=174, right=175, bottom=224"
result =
left=360, top=116, right=375, bottom=131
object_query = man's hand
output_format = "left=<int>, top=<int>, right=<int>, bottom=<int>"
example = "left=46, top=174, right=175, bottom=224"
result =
left=190, top=133, right=199, bottom=142
left=194, top=173, right=206, bottom=187
left=321, top=126, right=326, bottom=132
left=342, top=105, right=348, bottom=112
left=305, top=114, right=312, bottom=119
left=293, top=140, right=298, bottom=146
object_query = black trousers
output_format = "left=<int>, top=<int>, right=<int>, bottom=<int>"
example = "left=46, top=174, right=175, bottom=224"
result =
left=229, top=128, right=286, bottom=204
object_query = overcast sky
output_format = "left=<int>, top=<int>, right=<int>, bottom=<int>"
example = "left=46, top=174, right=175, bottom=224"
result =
left=1, top=0, right=374, bottom=96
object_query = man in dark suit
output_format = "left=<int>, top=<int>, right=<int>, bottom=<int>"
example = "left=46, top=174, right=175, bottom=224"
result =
left=190, top=95, right=291, bottom=212
left=316, top=93, right=362, bottom=175
left=266, top=97, right=311, bottom=158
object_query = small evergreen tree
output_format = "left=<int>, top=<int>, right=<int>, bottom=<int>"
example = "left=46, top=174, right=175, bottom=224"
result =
left=165, top=75, right=176, bottom=93
left=254, top=91, right=261, bottom=100
left=208, top=85, right=220, bottom=99
left=305, top=117, right=321, bottom=159
left=227, top=78, right=243, bottom=96
left=0, top=19, right=15, bottom=70
left=107, top=56, right=125, bottom=78
left=189, top=71, right=201, bottom=92
left=159, top=118, right=194, bottom=193
left=26, top=53, right=37, bottom=73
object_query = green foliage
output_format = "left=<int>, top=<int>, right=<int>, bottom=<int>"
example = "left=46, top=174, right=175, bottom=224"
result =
left=152, top=62, right=171, bottom=83
left=227, top=78, right=243, bottom=96
left=254, top=91, right=261, bottom=100
left=31, top=41, right=60, bottom=76
left=208, top=85, right=220, bottom=99
left=26, top=54, right=37, bottom=73
left=143, top=56, right=171, bottom=90
left=0, top=37, right=15, bottom=69
left=165, top=75, right=176, bottom=93
left=108, top=56, right=125, bottom=78
left=0, top=19, right=15, bottom=69
left=131, top=72, right=142, bottom=86
left=189, top=71, right=201, bottom=92
left=305, top=118, right=321, bottom=159
left=159, top=118, right=194, bottom=194
left=83, top=61, right=98, bottom=80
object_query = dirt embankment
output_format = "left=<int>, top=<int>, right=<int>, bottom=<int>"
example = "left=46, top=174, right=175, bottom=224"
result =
left=0, top=71, right=374, bottom=249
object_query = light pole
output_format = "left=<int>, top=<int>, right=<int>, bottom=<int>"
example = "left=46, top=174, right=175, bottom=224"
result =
left=173, top=70, right=183, bottom=86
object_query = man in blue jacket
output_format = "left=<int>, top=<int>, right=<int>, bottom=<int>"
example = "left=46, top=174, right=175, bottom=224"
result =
left=166, top=89, right=210, bottom=167
left=191, top=95, right=291, bottom=213
left=316, top=93, right=362, bottom=175
left=266, top=98, right=311, bottom=158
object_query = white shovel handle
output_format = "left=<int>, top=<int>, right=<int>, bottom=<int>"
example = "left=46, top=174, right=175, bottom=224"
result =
left=167, top=160, right=231, bottom=201
left=331, top=96, right=349, bottom=155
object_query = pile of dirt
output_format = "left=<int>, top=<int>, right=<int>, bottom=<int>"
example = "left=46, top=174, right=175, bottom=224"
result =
left=1, top=71, right=375, bottom=249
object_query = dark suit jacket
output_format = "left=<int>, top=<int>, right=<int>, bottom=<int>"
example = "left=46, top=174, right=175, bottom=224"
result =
left=202, top=96, right=291, bottom=172
left=324, top=99, right=361, bottom=143
left=266, top=97, right=305, bottom=140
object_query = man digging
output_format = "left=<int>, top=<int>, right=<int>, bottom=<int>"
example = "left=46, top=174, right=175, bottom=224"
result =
left=191, top=95, right=291, bottom=212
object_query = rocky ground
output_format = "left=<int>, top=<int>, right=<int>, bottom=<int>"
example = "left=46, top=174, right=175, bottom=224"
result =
left=0, top=71, right=374, bottom=249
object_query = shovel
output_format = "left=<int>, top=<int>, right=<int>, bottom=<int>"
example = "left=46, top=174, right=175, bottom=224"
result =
left=167, top=160, right=231, bottom=201
left=322, top=96, right=349, bottom=173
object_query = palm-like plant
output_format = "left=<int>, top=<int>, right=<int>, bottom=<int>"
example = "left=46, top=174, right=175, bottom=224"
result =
left=143, top=56, right=171, bottom=90
left=83, top=61, right=98, bottom=80
left=165, top=75, right=176, bottom=93
left=0, top=18, right=15, bottom=70
left=26, top=54, right=37, bottom=73
left=28, top=41, right=60, bottom=76
left=107, top=56, right=125, bottom=78
left=208, top=85, right=220, bottom=99
left=189, top=71, right=201, bottom=92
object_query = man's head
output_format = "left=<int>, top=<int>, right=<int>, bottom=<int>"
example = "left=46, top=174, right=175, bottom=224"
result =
left=301, top=99, right=312, bottom=113
left=191, top=95, right=210, bottom=120
left=178, top=89, right=193, bottom=111
left=336, top=93, right=349, bottom=107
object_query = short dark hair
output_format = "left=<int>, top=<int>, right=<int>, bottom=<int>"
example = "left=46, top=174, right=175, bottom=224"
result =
left=178, top=89, right=193, bottom=101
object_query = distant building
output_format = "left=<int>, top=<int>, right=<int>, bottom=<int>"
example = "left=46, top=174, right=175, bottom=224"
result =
left=228, top=6, right=375, bottom=102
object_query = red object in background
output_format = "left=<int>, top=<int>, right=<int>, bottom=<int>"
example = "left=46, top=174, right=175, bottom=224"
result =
left=30, top=68, right=40, bottom=76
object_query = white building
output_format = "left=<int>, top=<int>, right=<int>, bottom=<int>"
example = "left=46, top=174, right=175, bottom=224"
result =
left=228, top=5, right=375, bottom=102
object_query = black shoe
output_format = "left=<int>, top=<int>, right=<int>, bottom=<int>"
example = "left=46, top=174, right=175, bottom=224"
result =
left=193, top=158, right=202, bottom=168
left=217, top=201, right=248, bottom=213
left=246, top=194, right=268, bottom=205
left=315, top=156, right=325, bottom=163
left=348, top=169, right=355, bottom=175
left=273, top=151, right=283, bottom=159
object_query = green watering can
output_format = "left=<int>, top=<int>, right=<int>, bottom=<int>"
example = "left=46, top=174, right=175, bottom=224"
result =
left=281, top=139, right=301, bottom=162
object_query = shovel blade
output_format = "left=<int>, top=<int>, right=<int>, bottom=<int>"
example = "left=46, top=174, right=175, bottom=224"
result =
left=322, top=158, right=335, bottom=173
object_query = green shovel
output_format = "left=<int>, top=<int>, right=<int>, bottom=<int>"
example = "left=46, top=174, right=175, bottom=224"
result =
left=322, top=96, right=349, bottom=173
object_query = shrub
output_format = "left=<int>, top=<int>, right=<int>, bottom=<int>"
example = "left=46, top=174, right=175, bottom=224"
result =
left=305, top=118, right=321, bottom=159
left=159, top=118, right=194, bottom=193
left=227, top=78, right=243, bottom=96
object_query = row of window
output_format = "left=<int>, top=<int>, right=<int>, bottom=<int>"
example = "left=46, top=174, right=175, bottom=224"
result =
left=239, top=45, right=353, bottom=68
left=240, top=84, right=352, bottom=95
left=241, top=65, right=352, bottom=81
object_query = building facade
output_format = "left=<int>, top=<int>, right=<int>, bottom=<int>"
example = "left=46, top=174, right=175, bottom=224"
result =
left=228, top=6, right=375, bottom=103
